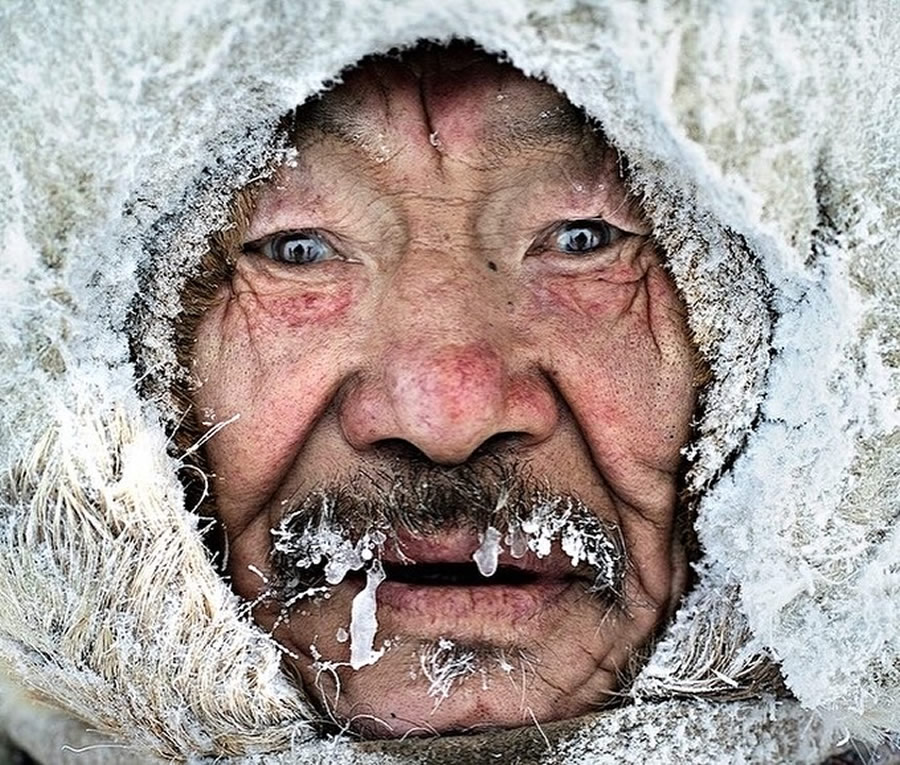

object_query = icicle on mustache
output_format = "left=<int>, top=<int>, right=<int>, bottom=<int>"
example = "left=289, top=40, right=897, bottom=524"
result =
left=269, top=475, right=626, bottom=671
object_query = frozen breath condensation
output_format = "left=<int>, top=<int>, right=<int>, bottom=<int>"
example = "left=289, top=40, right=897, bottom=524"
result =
left=472, top=525, right=502, bottom=577
left=349, top=560, right=386, bottom=670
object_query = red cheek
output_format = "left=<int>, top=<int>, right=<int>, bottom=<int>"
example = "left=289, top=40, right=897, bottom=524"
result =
left=241, top=287, right=353, bottom=329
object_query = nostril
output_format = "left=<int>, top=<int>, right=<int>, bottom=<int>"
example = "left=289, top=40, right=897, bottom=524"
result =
left=469, top=431, right=532, bottom=460
left=370, top=432, right=531, bottom=468
left=370, top=438, right=435, bottom=465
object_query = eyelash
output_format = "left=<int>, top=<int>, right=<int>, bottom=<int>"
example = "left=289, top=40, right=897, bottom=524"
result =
left=242, top=230, right=340, bottom=265
left=528, top=218, right=625, bottom=258
left=243, top=217, right=625, bottom=266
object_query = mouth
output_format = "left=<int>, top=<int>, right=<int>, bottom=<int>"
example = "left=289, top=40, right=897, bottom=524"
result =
left=270, top=508, right=628, bottom=661
left=270, top=481, right=627, bottom=617
left=266, top=515, right=631, bottom=683
left=273, top=519, right=624, bottom=621
left=354, top=532, right=600, bottom=625
left=381, top=560, right=541, bottom=587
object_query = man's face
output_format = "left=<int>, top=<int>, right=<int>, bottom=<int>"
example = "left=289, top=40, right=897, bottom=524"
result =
left=191, top=48, right=696, bottom=737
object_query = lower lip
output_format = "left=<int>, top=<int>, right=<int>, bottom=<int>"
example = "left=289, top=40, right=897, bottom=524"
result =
left=376, top=578, right=576, bottom=622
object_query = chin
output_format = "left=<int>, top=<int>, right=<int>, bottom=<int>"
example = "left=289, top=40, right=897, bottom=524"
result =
left=270, top=573, right=648, bottom=740
left=299, top=636, right=608, bottom=739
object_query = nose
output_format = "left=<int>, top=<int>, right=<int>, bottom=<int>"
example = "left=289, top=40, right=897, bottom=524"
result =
left=339, top=327, right=558, bottom=465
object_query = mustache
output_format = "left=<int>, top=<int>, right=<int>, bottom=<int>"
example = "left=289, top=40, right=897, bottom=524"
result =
left=268, top=457, right=627, bottom=605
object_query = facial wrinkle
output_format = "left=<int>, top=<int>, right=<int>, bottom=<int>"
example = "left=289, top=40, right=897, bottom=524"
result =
left=416, top=59, right=440, bottom=156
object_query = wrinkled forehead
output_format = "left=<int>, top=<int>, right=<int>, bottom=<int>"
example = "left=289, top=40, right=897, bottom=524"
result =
left=287, top=42, right=599, bottom=167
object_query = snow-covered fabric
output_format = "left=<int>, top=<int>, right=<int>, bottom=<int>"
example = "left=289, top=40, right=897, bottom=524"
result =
left=1, top=1, right=898, bottom=763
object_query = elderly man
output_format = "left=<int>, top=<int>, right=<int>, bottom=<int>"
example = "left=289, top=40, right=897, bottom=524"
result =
left=186, top=44, right=696, bottom=736
left=2, top=3, right=898, bottom=764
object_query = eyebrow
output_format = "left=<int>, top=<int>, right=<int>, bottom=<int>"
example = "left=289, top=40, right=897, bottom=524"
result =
left=484, top=105, right=592, bottom=159
left=288, top=96, right=597, bottom=165
left=290, top=100, right=370, bottom=149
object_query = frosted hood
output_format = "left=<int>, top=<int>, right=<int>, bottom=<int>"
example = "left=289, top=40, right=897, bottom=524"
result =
left=1, top=1, right=899, bottom=763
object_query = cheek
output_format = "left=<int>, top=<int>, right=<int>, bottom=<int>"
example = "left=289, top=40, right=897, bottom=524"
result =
left=192, top=282, right=354, bottom=415
left=529, top=243, right=660, bottom=319
left=230, top=264, right=355, bottom=336
left=527, top=260, right=649, bottom=350
left=528, top=265, right=696, bottom=467
left=192, top=266, right=359, bottom=410
left=259, top=291, right=352, bottom=327
left=190, top=276, right=357, bottom=512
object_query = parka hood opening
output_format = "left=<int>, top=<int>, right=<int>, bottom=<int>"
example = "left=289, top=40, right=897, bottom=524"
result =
left=2, top=4, right=899, bottom=763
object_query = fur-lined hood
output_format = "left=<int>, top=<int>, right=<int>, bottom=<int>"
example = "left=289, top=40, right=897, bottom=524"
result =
left=1, top=1, right=899, bottom=763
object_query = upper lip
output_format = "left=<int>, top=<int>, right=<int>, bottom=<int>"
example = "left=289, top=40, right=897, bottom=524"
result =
left=378, top=528, right=591, bottom=581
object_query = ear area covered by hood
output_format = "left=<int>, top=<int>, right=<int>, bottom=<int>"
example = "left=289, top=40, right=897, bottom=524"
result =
left=1, top=1, right=899, bottom=764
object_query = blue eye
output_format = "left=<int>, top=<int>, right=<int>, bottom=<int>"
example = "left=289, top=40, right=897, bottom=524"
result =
left=552, top=219, right=621, bottom=254
left=255, top=231, right=337, bottom=264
